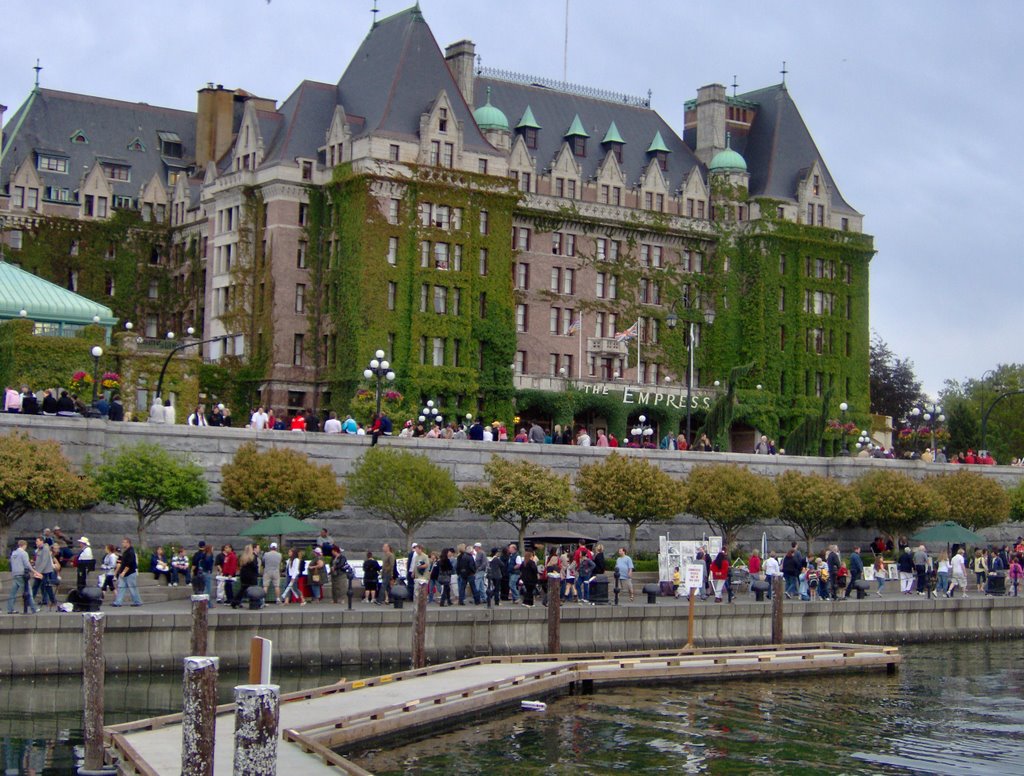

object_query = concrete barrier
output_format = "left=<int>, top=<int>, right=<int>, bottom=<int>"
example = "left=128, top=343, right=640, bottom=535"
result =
left=4, top=414, right=1023, bottom=555
left=0, top=597, right=1021, bottom=677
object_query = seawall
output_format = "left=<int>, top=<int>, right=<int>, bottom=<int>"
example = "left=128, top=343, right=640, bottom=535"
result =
left=3, top=414, right=1023, bottom=553
left=1, top=597, right=1021, bottom=677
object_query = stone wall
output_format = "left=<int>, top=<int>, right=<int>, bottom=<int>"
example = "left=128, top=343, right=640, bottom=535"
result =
left=0, top=597, right=1021, bottom=676
left=3, top=414, right=1023, bottom=554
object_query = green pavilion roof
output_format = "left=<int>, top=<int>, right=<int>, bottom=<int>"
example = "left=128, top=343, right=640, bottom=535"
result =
left=601, top=121, right=625, bottom=144
left=564, top=114, right=589, bottom=138
left=646, top=130, right=671, bottom=154
left=515, top=105, right=541, bottom=130
left=0, top=260, right=117, bottom=326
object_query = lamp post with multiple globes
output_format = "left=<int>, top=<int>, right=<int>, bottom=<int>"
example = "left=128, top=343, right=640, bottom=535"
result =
left=630, top=414, right=654, bottom=447
left=363, top=349, right=395, bottom=417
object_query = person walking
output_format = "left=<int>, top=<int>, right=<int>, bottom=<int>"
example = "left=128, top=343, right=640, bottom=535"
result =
left=615, top=547, right=635, bottom=602
left=485, top=547, right=503, bottom=607
left=380, top=543, right=396, bottom=605
left=262, top=543, right=283, bottom=602
left=973, top=549, right=988, bottom=593
left=898, top=546, right=915, bottom=595
left=112, top=537, right=142, bottom=607
left=7, top=540, right=40, bottom=614
left=844, top=546, right=864, bottom=599
left=329, top=546, right=351, bottom=605
left=764, top=551, right=780, bottom=600
left=281, top=548, right=306, bottom=605
left=936, top=551, right=951, bottom=596
left=362, top=551, right=381, bottom=604
left=873, top=556, right=888, bottom=597
left=948, top=548, right=969, bottom=598
left=32, top=537, right=58, bottom=611
left=913, top=545, right=929, bottom=597
left=519, top=550, right=539, bottom=607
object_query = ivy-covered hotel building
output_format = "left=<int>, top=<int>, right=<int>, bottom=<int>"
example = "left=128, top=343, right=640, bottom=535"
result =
left=0, top=6, right=873, bottom=450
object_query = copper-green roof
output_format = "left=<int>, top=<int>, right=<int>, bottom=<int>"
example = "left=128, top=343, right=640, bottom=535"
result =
left=0, top=261, right=116, bottom=326
left=564, top=114, right=589, bottom=138
left=601, top=121, right=625, bottom=144
left=515, top=105, right=541, bottom=130
left=709, top=132, right=747, bottom=172
left=646, top=130, right=670, bottom=153
left=473, top=87, right=510, bottom=132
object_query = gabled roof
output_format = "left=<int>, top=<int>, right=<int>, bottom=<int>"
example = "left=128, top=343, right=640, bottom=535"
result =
left=0, top=260, right=116, bottom=325
left=1, top=88, right=196, bottom=199
left=263, top=80, right=339, bottom=165
left=477, top=78, right=701, bottom=189
left=733, top=84, right=858, bottom=214
left=336, top=6, right=493, bottom=153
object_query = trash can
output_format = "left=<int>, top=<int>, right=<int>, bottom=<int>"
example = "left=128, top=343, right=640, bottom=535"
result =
left=750, top=579, right=770, bottom=602
left=986, top=571, right=1006, bottom=597
left=589, top=574, right=609, bottom=604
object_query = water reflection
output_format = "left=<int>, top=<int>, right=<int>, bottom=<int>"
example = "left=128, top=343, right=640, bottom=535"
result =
left=352, top=641, right=1024, bottom=775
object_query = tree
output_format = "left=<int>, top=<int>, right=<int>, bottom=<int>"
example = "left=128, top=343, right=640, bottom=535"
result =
left=91, top=442, right=209, bottom=548
left=461, top=456, right=573, bottom=549
left=941, top=395, right=979, bottom=457
left=924, top=470, right=1009, bottom=531
left=854, top=469, right=945, bottom=543
left=684, top=464, right=780, bottom=551
left=775, top=470, right=861, bottom=554
left=0, top=433, right=97, bottom=552
left=1009, top=480, right=1024, bottom=522
left=221, top=443, right=345, bottom=521
left=346, top=447, right=459, bottom=547
left=869, top=334, right=923, bottom=422
left=575, top=453, right=686, bottom=554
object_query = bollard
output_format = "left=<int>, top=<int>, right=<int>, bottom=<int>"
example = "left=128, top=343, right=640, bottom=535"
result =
left=547, top=575, right=561, bottom=654
left=411, top=579, right=428, bottom=669
left=181, top=656, right=219, bottom=776
left=232, top=684, right=280, bottom=776
left=685, top=588, right=696, bottom=649
left=190, top=595, right=209, bottom=657
left=80, top=612, right=110, bottom=775
left=771, top=576, right=785, bottom=645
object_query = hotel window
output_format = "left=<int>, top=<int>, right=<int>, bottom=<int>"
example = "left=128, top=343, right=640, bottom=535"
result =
left=639, top=278, right=649, bottom=303
left=434, top=285, right=447, bottom=314
left=656, top=194, right=664, bottom=212
left=572, top=136, right=586, bottom=157
left=608, top=274, right=617, bottom=299
left=563, top=268, right=575, bottom=295
left=565, top=234, right=576, bottom=257
left=596, top=272, right=606, bottom=298
left=640, top=244, right=650, bottom=267
left=387, top=237, right=398, bottom=265
left=780, top=326, right=786, bottom=350
left=295, top=284, right=305, bottom=313
left=815, top=372, right=824, bottom=397
left=419, top=337, right=427, bottom=364
left=293, top=334, right=304, bottom=366
left=433, top=337, right=445, bottom=366
left=434, top=205, right=450, bottom=229
left=451, top=287, right=461, bottom=316
left=420, top=284, right=429, bottom=312
left=453, top=244, right=462, bottom=271
left=607, top=313, right=618, bottom=338
left=147, top=280, right=158, bottom=299
left=442, top=143, right=454, bottom=168
left=515, top=350, right=527, bottom=373
left=566, top=180, right=576, bottom=199
left=549, top=308, right=560, bottom=335
left=516, top=227, right=531, bottom=251
left=651, top=246, right=662, bottom=268
left=777, top=205, right=785, bottom=218
left=552, top=233, right=562, bottom=255
left=430, top=140, right=440, bottom=165
left=549, top=354, right=561, bottom=376
left=524, top=128, right=538, bottom=149
left=438, top=108, right=449, bottom=132
left=779, top=254, right=786, bottom=274
left=389, top=144, right=400, bottom=161
left=479, top=210, right=489, bottom=235
left=105, top=275, right=115, bottom=296
left=600, top=185, right=609, bottom=204
left=778, top=288, right=785, bottom=312
left=387, top=198, right=400, bottom=224
left=434, top=242, right=450, bottom=270
left=419, top=202, right=432, bottom=226
left=609, top=240, right=620, bottom=261
left=696, top=200, right=705, bottom=219
left=692, top=253, right=704, bottom=273
left=387, top=282, right=396, bottom=310
left=453, top=339, right=462, bottom=367
left=555, top=178, right=564, bottom=198
left=596, top=238, right=607, bottom=261
left=612, top=187, right=621, bottom=206
left=807, top=204, right=814, bottom=224
left=550, top=267, right=561, bottom=293
left=298, top=203, right=308, bottom=226
left=843, top=263, right=852, bottom=284
left=845, top=332, right=852, bottom=357
left=479, top=291, right=487, bottom=318
left=686, top=198, right=694, bottom=217
left=37, top=154, right=68, bottom=173
left=516, top=262, right=530, bottom=289
left=644, top=192, right=653, bottom=210
left=841, top=217, right=850, bottom=232
left=595, top=312, right=606, bottom=338
left=102, top=163, right=130, bottom=182
left=479, top=248, right=488, bottom=275
left=301, top=160, right=313, bottom=180
left=478, top=158, right=488, bottom=174
left=520, top=172, right=532, bottom=193
left=420, top=241, right=431, bottom=268
left=12, top=187, right=24, bottom=208
left=816, top=204, right=825, bottom=226
left=812, top=175, right=820, bottom=196
left=297, top=241, right=307, bottom=268
left=561, top=308, right=575, bottom=335
left=452, top=207, right=463, bottom=230
left=516, top=304, right=528, bottom=332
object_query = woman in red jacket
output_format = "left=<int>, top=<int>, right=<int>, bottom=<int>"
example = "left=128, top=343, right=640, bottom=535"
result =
left=710, top=551, right=730, bottom=603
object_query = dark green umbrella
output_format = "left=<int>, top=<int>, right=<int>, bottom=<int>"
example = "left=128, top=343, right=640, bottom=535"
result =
left=911, top=521, right=986, bottom=546
left=239, top=512, right=317, bottom=548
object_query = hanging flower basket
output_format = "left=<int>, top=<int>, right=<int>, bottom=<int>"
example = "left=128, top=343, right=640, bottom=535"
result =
left=70, top=371, right=93, bottom=393
left=101, top=372, right=122, bottom=391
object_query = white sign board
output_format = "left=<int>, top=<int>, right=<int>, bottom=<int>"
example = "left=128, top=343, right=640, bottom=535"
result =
left=658, top=536, right=723, bottom=582
left=685, top=564, right=705, bottom=591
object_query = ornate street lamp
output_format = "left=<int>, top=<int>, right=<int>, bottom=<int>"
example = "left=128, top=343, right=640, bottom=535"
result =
left=920, top=401, right=944, bottom=456
left=666, top=293, right=716, bottom=448
left=856, top=429, right=872, bottom=453
left=630, top=414, right=654, bottom=447
left=90, top=345, right=103, bottom=406
left=418, top=399, right=443, bottom=428
left=363, top=349, right=396, bottom=417
left=839, top=402, right=850, bottom=456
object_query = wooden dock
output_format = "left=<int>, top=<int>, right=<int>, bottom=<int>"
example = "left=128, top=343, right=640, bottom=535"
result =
left=107, top=642, right=900, bottom=775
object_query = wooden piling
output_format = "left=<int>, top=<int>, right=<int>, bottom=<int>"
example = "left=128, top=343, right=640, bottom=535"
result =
left=181, top=656, right=219, bottom=776
left=547, top=576, right=561, bottom=654
left=411, top=580, right=427, bottom=669
left=685, top=588, right=696, bottom=649
left=232, top=684, right=280, bottom=776
left=771, top=576, right=785, bottom=644
left=81, top=612, right=106, bottom=773
left=190, top=595, right=209, bottom=657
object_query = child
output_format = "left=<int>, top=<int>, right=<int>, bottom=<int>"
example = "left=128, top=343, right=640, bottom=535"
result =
left=1009, top=556, right=1024, bottom=597
left=672, top=566, right=681, bottom=597
left=101, top=544, right=119, bottom=592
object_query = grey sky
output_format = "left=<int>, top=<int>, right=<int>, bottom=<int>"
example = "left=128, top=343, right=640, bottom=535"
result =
left=3, top=0, right=1021, bottom=397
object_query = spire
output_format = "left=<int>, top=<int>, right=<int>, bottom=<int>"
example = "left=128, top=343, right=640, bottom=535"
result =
left=601, top=121, right=625, bottom=145
left=33, top=59, right=42, bottom=92
left=516, top=105, right=541, bottom=130
left=646, top=130, right=670, bottom=154
left=564, top=113, right=589, bottom=138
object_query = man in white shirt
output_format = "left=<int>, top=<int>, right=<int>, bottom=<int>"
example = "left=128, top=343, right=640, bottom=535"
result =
left=323, top=412, right=343, bottom=434
left=250, top=406, right=269, bottom=430
left=948, top=548, right=968, bottom=598
left=577, top=427, right=592, bottom=446
left=764, top=551, right=781, bottom=599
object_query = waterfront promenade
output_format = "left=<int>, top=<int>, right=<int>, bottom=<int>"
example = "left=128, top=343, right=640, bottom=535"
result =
left=0, top=588, right=1018, bottom=676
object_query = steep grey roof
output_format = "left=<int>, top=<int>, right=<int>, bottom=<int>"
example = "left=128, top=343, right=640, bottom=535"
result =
left=263, top=80, right=338, bottom=165
left=1, top=88, right=196, bottom=200
left=733, top=84, right=858, bottom=214
left=476, top=78, right=702, bottom=191
left=336, top=6, right=492, bottom=153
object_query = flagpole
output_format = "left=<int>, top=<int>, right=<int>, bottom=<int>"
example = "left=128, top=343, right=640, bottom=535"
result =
left=636, top=317, right=642, bottom=384
left=578, top=312, right=583, bottom=380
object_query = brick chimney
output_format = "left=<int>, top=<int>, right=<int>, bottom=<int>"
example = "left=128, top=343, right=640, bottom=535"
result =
left=444, top=40, right=476, bottom=107
left=694, top=83, right=727, bottom=165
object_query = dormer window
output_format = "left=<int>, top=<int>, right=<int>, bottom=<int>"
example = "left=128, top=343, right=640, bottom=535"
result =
left=157, top=131, right=182, bottom=158
left=813, top=175, right=820, bottom=196
left=524, top=128, right=538, bottom=149
left=128, top=137, right=146, bottom=152
left=655, top=151, right=668, bottom=171
left=70, top=130, right=89, bottom=144
left=572, top=136, right=586, bottom=157
left=438, top=108, right=448, bottom=133
left=102, top=163, right=131, bottom=182
left=646, top=131, right=671, bottom=171
left=564, top=114, right=590, bottom=158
